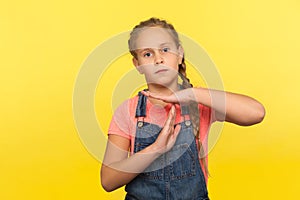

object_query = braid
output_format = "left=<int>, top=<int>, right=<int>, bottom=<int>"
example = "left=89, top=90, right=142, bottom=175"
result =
left=179, top=58, right=209, bottom=176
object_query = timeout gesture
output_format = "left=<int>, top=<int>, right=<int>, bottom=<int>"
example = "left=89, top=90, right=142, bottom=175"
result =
left=141, top=88, right=196, bottom=105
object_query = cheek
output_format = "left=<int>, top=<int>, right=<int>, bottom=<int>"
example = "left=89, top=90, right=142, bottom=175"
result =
left=166, top=56, right=180, bottom=69
left=138, top=58, right=154, bottom=66
left=139, top=64, right=155, bottom=73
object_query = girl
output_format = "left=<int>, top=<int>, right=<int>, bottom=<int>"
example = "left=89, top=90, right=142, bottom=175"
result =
left=101, top=18, right=265, bottom=200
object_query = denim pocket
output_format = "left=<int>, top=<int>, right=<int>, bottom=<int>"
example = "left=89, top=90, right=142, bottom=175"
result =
left=168, top=143, right=196, bottom=180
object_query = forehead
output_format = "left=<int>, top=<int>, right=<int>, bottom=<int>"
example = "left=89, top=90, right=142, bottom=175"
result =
left=133, top=27, right=176, bottom=50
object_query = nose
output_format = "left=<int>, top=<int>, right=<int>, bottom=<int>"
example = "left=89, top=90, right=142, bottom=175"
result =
left=154, top=52, right=164, bottom=65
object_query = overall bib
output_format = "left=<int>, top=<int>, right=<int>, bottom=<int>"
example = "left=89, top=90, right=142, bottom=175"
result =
left=125, top=92, right=209, bottom=200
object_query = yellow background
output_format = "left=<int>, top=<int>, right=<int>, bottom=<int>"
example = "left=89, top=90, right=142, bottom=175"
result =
left=1, top=0, right=300, bottom=199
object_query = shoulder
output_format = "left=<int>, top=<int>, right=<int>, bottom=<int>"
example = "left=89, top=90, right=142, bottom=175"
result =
left=113, top=95, right=139, bottom=118
left=108, top=95, right=139, bottom=138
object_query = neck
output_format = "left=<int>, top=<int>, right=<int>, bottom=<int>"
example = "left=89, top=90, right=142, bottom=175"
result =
left=147, top=82, right=179, bottom=106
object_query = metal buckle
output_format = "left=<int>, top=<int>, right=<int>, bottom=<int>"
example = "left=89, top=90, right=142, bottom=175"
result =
left=185, top=120, right=191, bottom=127
left=137, top=121, right=144, bottom=128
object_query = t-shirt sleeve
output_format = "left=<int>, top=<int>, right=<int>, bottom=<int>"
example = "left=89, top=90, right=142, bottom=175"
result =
left=200, top=104, right=216, bottom=125
left=198, top=104, right=217, bottom=143
left=108, top=99, right=133, bottom=140
left=209, top=106, right=217, bottom=124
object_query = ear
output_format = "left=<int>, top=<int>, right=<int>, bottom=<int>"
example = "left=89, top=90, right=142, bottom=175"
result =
left=177, top=46, right=184, bottom=64
left=132, top=57, right=144, bottom=74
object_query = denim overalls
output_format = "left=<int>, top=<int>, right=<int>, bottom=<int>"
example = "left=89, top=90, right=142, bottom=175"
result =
left=125, top=92, right=209, bottom=200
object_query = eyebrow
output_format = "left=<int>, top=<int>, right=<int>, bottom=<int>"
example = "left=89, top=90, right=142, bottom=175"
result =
left=135, top=42, right=176, bottom=56
left=136, top=48, right=152, bottom=54
left=159, top=42, right=172, bottom=47
left=136, top=43, right=173, bottom=52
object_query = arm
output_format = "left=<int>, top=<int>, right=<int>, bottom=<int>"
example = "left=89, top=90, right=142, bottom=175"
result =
left=101, top=135, right=160, bottom=192
left=193, top=87, right=265, bottom=126
left=141, top=88, right=265, bottom=126
left=101, top=106, right=181, bottom=192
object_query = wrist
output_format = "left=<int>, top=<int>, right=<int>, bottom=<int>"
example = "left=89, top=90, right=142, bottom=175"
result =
left=145, top=143, right=163, bottom=158
left=192, top=87, right=202, bottom=103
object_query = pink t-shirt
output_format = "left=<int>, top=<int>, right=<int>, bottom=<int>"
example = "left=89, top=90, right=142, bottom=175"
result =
left=108, top=95, right=215, bottom=181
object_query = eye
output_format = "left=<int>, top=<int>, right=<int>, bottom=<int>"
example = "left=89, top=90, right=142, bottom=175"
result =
left=161, top=47, right=170, bottom=53
left=143, top=52, right=152, bottom=57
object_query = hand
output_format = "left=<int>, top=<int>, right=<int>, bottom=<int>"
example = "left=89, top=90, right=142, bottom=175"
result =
left=141, top=88, right=197, bottom=104
left=151, top=105, right=181, bottom=154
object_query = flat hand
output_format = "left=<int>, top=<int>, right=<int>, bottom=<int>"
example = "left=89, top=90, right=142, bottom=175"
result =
left=141, top=88, right=197, bottom=104
left=152, top=105, right=181, bottom=154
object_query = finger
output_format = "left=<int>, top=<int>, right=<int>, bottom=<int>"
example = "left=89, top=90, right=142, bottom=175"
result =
left=166, top=124, right=181, bottom=150
left=145, top=91, right=166, bottom=101
left=155, top=93, right=177, bottom=103
left=167, top=105, right=176, bottom=125
left=164, top=105, right=175, bottom=130
left=170, top=106, right=176, bottom=125
left=142, top=90, right=177, bottom=104
left=149, top=93, right=163, bottom=101
left=140, top=90, right=149, bottom=97
left=163, top=105, right=176, bottom=133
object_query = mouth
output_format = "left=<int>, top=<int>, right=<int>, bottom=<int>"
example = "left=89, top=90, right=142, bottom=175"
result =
left=155, top=69, right=169, bottom=74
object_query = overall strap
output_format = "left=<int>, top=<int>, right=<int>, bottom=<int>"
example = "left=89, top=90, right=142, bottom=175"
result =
left=178, top=84, right=190, bottom=116
left=135, top=91, right=147, bottom=118
left=135, top=91, right=147, bottom=128
left=181, top=105, right=189, bottom=116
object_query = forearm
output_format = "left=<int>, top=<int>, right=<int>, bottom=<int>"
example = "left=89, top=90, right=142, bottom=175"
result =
left=101, top=145, right=161, bottom=192
left=193, top=87, right=265, bottom=125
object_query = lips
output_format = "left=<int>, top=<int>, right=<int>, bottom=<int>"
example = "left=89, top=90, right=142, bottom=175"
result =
left=155, top=69, right=169, bottom=74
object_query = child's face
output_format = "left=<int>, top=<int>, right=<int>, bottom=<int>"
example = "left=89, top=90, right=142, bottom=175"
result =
left=132, top=27, right=183, bottom=87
